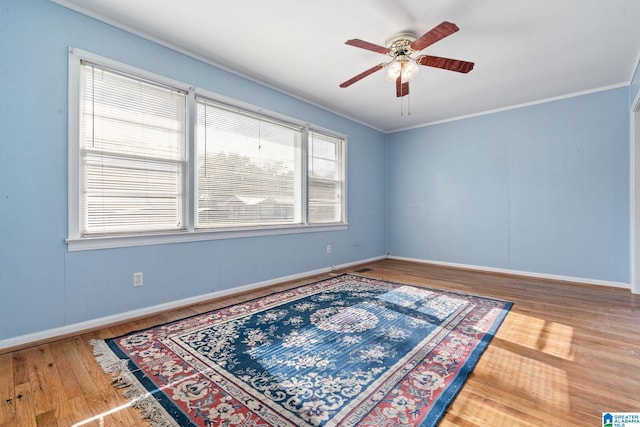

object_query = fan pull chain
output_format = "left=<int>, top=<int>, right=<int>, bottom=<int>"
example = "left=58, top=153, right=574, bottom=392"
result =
left=400, top=94, right=411, bottom=116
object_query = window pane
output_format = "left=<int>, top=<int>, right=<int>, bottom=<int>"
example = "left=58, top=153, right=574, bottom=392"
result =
left=308, top=132, right=344, bottom=223
left=196, top=99, right=302, bottom=228
left=79, top=63, right=186, bottom=236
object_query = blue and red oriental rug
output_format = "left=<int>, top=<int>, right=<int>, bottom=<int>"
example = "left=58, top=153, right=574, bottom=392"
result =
left=91, top=274, right=512, bottom=426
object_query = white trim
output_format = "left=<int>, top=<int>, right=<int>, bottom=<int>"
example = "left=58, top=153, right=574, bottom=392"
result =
left=631, top=54, right=640, bottom=90
left=387, top=255, right=631, bottom=290
left=66, top=223, right=348, bottom=251
left=186, top=89, right=196, bottom=232
left=0, top=255, right=386, bottom=352
left=69, top=47, right=192, bottom=92
left=67, top=48, right=81, bottom=239
left=631, top=96, right=640, bottom=294
left=67, top=47, right=193, bottom=241
left=630, top=105, right=635, bottom=294
left=341, top=133, right=348, bottom=224
left=390, top=83, right=630, bottom=133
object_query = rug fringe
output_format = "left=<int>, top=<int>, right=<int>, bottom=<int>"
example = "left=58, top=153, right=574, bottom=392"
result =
left=89, top=339, right=129, bottom=378
left=89, top=339, right=179, bottom=427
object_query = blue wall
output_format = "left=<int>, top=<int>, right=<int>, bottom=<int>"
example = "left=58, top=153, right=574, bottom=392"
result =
left=0, top=0, right=387, bottom=341
left=387, top=88, right=630, bottom=283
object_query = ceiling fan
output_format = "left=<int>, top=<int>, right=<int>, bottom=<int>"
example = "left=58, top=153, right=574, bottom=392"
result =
left=339, top=21, right=474, bottom=98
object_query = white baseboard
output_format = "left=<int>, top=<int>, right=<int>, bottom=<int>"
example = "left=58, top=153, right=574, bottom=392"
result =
left=387, top=255, right=631, bottom=290
left=0, top=255, right=386, bottom=352
left=5, top=253, right=624, bottom=352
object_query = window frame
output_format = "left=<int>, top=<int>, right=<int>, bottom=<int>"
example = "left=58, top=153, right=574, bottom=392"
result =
left=308, top=131, right=346, bottom=225
left=194, top=96, right=305, bottom=229
left=67, top=49, right=347, bottom=251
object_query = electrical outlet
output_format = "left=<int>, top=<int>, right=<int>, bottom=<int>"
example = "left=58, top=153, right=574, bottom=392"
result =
left=133, top=272, right=143, bottom=287
left=326, top=244, right=332, bottom=254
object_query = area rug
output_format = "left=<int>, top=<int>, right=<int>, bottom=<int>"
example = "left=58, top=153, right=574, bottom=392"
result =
left=91, top=274, right=512, bottom=426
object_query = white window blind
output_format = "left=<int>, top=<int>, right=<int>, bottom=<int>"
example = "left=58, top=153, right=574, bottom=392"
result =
left=79, top=62, right=187, bottom=236
left=308, top=131, right=344, bottom=223
left=195, top=98, right=302, bottom=228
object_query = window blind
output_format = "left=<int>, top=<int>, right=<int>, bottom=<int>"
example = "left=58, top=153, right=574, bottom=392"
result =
left=308, top=131, right=344, bottom=223
left=195, top=98, right=302, bottom=228
left=79, top=62, right=187, bottom=236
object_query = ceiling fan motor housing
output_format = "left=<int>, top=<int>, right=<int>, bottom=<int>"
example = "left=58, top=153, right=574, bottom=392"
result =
left=385, top=32, right=418, bottom=57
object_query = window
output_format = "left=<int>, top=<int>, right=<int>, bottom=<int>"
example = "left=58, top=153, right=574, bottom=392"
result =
left=195, top=98, right=302, bottom=228
left=67, top=49, right=346, bottom=250
left=309, top=131, right=344, bottom=224
left=78, top=61, right=187, bottom=236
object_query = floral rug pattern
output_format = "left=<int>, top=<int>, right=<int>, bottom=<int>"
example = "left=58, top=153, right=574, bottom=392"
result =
left=92, top=274, right=512, bottom=426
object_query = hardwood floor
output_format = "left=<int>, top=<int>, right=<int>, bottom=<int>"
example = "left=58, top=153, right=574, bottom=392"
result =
left=1, top=258, right=639, bottom=426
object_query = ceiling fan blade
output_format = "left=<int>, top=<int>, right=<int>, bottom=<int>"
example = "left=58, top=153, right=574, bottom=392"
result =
left=410, top=21, right=459, bottom=51
left=396, top=77, right=409, bottom=97
left=340, top=63, right=385, bottom=88
left=345, top=39, right=391, bottom=55
left=416, top=55, right=474, bottom=73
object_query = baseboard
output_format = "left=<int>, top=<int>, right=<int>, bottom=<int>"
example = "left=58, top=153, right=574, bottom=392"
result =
left=0, top=255, right=386, bottom=353
left=7, top=252, right=623, bottom=352
left=387, top=255, right=631, bottom=290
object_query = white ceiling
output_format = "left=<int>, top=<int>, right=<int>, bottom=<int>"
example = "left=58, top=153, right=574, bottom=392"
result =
left=54, top=0, right=640, bottom=133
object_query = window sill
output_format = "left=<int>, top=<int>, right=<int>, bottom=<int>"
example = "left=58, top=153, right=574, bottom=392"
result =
left=66, top=223, right=348, bottom=251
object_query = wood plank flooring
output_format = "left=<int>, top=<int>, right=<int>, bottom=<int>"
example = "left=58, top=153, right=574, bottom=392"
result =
left=1, top=258, right=639, bottom=426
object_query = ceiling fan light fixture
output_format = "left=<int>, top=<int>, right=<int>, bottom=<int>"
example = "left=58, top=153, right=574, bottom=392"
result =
left=401, top=60, right=419, bottom=81
left=386, top=55, right=419, bottom=82
left=385, top=60, right=403, bottom=81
